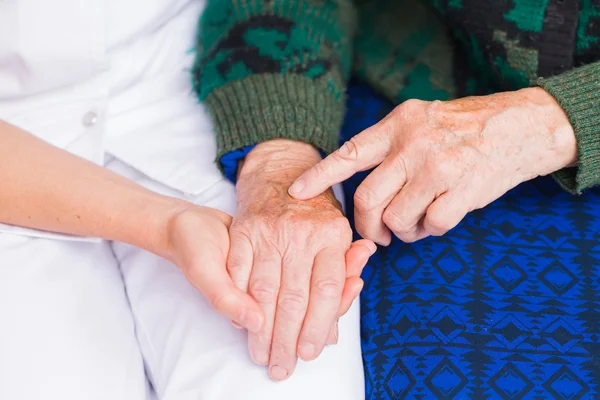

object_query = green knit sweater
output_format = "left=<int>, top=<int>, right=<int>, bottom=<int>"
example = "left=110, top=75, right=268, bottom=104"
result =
left=193, top=0, right=600, bottom=195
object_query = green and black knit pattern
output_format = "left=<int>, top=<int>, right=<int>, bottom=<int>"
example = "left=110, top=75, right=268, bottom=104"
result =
left=194, top=0, right=600, bottom=194
left=194, top=0, right=357, bottom=158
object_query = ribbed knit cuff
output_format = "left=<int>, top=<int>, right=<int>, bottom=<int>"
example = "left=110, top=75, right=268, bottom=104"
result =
left=538, top=63, right=600, bottom=195
left=204, top=73, right=345, bottom=164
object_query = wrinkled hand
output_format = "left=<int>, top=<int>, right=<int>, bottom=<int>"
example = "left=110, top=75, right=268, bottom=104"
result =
left=289, top=87, right=578, bottom=244
left=228, top=139, right=375, bottom=381
left=166, top=206, right=264, bottom=332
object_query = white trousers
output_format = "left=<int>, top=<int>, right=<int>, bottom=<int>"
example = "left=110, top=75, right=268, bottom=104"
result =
left=0, top=158, right=365, bottom=400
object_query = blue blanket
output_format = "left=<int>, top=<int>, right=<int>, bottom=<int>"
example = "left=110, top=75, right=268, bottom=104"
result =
left=340, top=82, right=600, bottom=400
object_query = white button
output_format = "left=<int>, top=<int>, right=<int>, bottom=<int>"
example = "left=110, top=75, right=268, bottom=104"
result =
left=82, top=111, right=98, bottom=127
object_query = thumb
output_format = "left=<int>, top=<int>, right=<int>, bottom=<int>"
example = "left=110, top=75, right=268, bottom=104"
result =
left=288, top=125, right=392, bottom=200
left=337, top=239, right=376, bottom=317
left=185, top=241, right=264, bottom=333
left=345, top=239, right=377, bottom=277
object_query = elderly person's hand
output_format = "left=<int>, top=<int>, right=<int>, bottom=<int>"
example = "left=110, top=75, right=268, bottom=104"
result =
left=228, top=139, right=375, bottom=381
left=288, top=87, right=578, bottom=244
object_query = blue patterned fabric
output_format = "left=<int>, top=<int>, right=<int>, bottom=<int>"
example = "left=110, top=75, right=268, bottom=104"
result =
left=220, top=145, right=256, bottom=183
left=340, top=82, right=600, bottom=400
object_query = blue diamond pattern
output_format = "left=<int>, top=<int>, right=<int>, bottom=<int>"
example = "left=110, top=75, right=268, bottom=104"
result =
left=489, top=256, right=527, bottom=292
left=424, top=357, right=467, bottom=398
left=543, top=366, right=589, bottom=400
left=433, top=248, right=469, bottom=284
left=390, top=306, right=419, bottom=344
left=384, top=359, right=416, bottom=399
left=538, top=262, right=578, bottom=296
left=389, top=246, right=422, bottom=281
left=427, top=307, right=465, bottom=344
left=489, top=362, right=534, bottom=400
left=540, top=318, right=583, bottom=353
left=490, top=314, right=531, bottom=349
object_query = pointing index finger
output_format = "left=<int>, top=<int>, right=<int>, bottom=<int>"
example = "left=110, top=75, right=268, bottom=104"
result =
left=288, top=126, right=391, bottom=200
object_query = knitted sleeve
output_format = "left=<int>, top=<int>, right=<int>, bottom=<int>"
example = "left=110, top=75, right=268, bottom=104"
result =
left=538, top=62, right=600, bottom=195
left=193, top=0, right=358, bottom=162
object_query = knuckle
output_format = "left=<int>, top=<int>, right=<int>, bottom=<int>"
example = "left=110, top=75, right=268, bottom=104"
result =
left=354, top=185, right=379, bottom=213
left=329, top=216, right=351, bottom=234
left=425, top=211, right=453, bottom=236
left=249, top=279, right=279, bottom=304
left=313, top=277, right=344, bottom=299
left=336, top=138, right=359, bottom=161
left=270, top=341, right=294, bottom=360
left=383, top=207, right=411, bottom=233
left=250, top=332, right=271, bottom=349
left=326, top=218, right=353, bottom=244
left=395, top=226, right=421, bottom=243
left=312, top=160, right=331, bottom=180
left=277, top=289, right=308, bottom=313
left=396, top=99, right=423, bottom=117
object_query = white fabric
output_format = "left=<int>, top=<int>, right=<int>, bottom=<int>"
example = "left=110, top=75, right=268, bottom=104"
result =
left=0, top=1, right=364, bottom=398
left=0, top=0, right=224, bottom=240
left=0, top=156, right=365, bottom=400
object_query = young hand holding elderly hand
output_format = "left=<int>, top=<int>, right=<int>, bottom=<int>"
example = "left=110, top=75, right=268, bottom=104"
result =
left=289, top=87, right=578, bottom=244
left=0, top=122, right=372, bottom=385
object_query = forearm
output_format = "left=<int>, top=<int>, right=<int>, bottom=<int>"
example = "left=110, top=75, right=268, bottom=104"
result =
left=0, top=121, right=190, bottom=256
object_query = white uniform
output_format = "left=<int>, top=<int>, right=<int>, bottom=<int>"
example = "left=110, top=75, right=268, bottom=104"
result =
left=0, top=1, right=364, bottom=399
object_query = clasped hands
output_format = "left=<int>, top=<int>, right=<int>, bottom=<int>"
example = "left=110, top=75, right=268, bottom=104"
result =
left=170, top=87, right=577, bottom=382
left=168, top=139, right=376, bottom=382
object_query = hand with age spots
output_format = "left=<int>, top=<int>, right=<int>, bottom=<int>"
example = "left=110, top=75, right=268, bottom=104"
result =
left=289, top=87, right=578, bottom=244
left=228, top=139, right=376, bottom=381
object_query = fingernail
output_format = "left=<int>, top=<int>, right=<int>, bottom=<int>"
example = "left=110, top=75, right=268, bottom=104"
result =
left=270, top=365, right=288, bottom=381
left=250, top=349, right=269, bottom=366
left=298, top=343, right=316, bottom=360
left=240, top=311, right=262, bottom=333
left=367, top=242, right=377, bottom=256
left=231, top=321, right=243, bottom=329
left=288, top=179, right=305, bottom=196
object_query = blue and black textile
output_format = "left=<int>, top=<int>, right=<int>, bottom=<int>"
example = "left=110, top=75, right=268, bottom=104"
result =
left=340, top=82, right=600, bottom=400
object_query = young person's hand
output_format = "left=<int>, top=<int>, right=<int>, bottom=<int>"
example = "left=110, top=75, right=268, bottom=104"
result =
left=0, top=121, right=265, bottom=334
left=166, top=206, right=265, bottom=333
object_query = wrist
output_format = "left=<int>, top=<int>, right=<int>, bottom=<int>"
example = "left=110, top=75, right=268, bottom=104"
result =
left=523, top=87, right=578, bottom=170
left=131, top=195, right=194, bottom=260
left=239, top=139, right=322, bottom=182
left=235, top=139, right=340, bottom=211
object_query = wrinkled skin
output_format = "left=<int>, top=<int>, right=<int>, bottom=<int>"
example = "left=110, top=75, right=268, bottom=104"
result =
left=290, top=87, right=578, bottom=244
left=228, top=140, right=375, bottom=381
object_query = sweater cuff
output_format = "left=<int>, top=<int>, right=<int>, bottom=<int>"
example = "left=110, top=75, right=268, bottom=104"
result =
left=537, top=63, right=600, bottom=195
left=220, top=145, right=256, bottom=184
left=204, top=73, right=345, bottom=163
